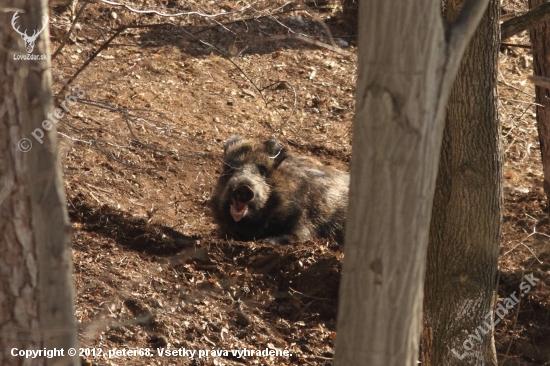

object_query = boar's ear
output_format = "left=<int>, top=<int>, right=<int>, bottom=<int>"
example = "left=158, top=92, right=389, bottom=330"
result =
left=263, top=138, right=287, bottom=166
left=224, top=135, right=243, bottom=154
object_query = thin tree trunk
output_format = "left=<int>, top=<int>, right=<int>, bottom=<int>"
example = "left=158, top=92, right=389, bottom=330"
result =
left=0, top=1, right=79, bottom=364
left=530, top=0, right=550, bottom=209
left=420, top=0, right=501, bottom=365
left=333, top=1, right=490, bottom=365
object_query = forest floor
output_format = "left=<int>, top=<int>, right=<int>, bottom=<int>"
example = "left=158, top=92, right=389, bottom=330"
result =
left=44, top=0, right=550, bottom=364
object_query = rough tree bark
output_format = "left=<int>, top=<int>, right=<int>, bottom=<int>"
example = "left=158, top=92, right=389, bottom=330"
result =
left=420, top=0, right=501, bottom=365
left=530, top=0, right=550, bottom=209
left=333, top=1, right=490, bottom=365
left=0, top=0, right=79, bottom=364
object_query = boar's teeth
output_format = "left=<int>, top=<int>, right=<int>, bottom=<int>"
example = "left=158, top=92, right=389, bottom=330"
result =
left=230, top=203, right=248, bottom=222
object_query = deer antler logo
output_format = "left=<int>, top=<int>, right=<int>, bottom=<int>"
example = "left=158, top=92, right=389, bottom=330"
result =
left=11, top=12, right=49, bottom=54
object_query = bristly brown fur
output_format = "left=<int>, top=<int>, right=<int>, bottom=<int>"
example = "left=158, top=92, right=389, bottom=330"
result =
left=210, top=136, right=349, bottom=244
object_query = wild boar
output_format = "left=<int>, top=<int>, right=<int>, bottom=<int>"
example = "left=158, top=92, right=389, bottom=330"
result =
left=211, top=135, right=349, bottom=244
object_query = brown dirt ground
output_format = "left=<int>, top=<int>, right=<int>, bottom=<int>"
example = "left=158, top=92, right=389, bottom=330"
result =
left=46, top=0, right=549, bottom=364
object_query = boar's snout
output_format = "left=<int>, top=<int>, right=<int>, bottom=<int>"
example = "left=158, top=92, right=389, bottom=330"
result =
left=232, top=185, right=254, bottom=203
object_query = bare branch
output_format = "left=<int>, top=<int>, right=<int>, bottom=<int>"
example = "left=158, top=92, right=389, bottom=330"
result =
left=0, top=7, right=24, bottom=12
left=501, top=1, right=550, bottom=40
left=56, top=23, right=168, bottom=99
left=529, top=75, right=550, bottom=90
left=53, top=95, right=202, bottom=164
left=52, top=0, right=92, bottom=60
left=191, top=6, right=333, bottom=36
left=501, top=42, right=531, bottom=49
left=60, top=118, right=144, bottom=170
left=122, top=112, right=176, bottom=154
left=262, top=34, right=350, bottom=56
left=99, top=0, right=237, bottom=18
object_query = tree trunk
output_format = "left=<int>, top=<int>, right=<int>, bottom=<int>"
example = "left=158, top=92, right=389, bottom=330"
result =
left=333, top=1, right=490, bottom=365
left=530, top=0, right=550, bottom=209
left=420, top=0, right=501, bottom=365
left=0, top=1, right=79, bottom=364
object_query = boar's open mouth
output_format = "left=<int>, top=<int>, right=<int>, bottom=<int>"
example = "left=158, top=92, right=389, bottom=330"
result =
left=230, top=185, right=255, bottom=222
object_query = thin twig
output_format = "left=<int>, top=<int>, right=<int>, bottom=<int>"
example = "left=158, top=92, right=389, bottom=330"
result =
left=57, top=132, right=92, bottom=145
left=57, top=23, right=168, bottom=98
left=56, top=96, right=177, bottom=154
left=99, top=0, right=238, bottom=18
left=262, top=34, right=350, bottom=56
left=192, top=7, right=310, bottom=36
left=60, top=118, right=143, bottom=170
left=52, top=0, right=92, bottom=60
left=498, top=97, right=541, bottom=107
left=260, top=80, right=297, bottom=131
left=55, top=95, right=151, bottom=113
left=122, top=112, right=176, bottom=154
left=498, top=79, right=535, bottom=99
left=529, top=74, right=550, bottom=90
left=501, top=42, right=532, bottom=49
left=195, top=38, right=289, bottom=133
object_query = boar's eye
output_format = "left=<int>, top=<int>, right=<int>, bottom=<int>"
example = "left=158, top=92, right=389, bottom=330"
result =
left=257, top=164, right=268, bottom=177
